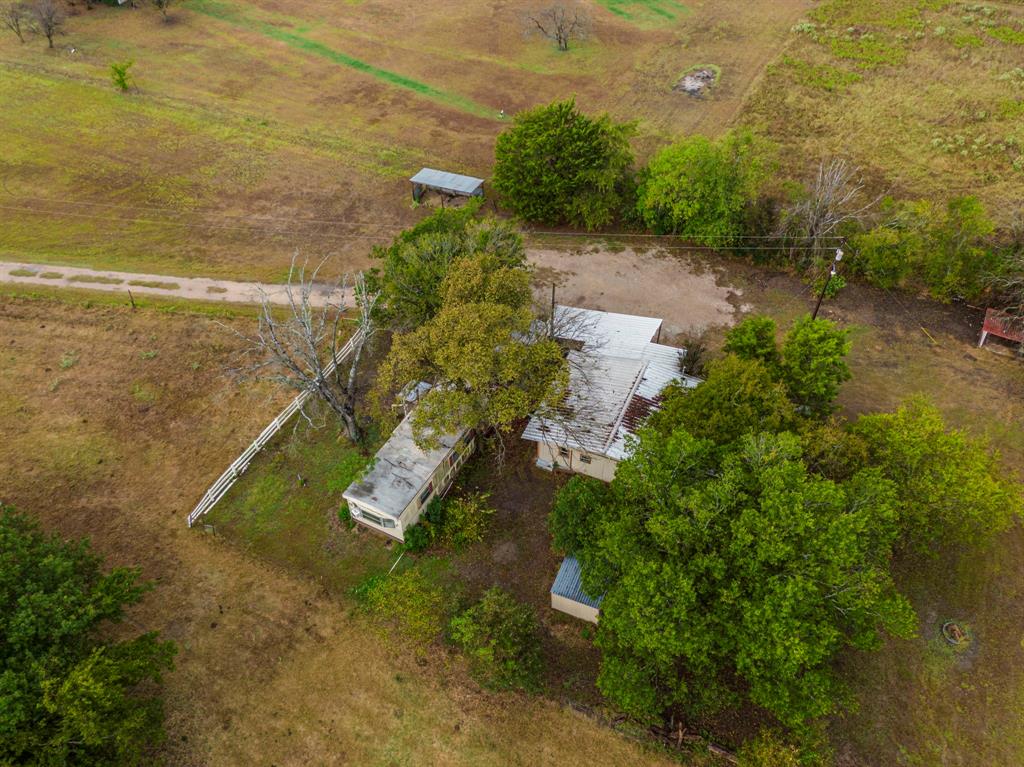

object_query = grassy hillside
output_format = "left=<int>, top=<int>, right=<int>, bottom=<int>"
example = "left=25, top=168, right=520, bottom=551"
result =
left=0, top=0, right=806, bottom=279
left=742, top=0, right=1024, bottom=220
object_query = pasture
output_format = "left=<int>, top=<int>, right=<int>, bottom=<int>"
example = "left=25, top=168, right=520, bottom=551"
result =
left=2, top=0, right=1024, bottom=764
left=0, top=0, right=805, bottom=278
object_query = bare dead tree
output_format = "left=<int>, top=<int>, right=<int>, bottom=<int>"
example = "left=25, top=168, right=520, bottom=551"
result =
left=524, top=2, right=589, bottom=52
left=29, top=0, right=64, bottom=49
left=985, top=217, right=1024, bottom=333
left=778, top=158, right=880, bottom=267
left=224, top=257, right=380, bottom=444
left=1, top=2, right=28, bottom=42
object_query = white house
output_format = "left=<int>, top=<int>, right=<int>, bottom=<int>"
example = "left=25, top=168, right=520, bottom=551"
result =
left=342, top=412, right=475, bottom=541
left=521, top=306, right=700, bottom=483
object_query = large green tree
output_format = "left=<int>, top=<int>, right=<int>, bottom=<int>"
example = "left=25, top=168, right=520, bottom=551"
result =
left=650, top=355, right=795, bottom=446
left=556, top=430, right=916, bottom=728
left=723, top=314, right=851, bottom=418
left=854, top=398, right=1022, bottom=550
left=370, top=202, right=525, bottom=330
left=0, top=507, right=176, bottom=766
left=636, top=128, right=772, bottom=247
left=493, top=99, right=635, bottom=230
left=373, top=252, right=567, bottom=445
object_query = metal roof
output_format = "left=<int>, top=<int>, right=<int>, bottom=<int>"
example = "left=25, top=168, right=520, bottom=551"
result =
left=409, top=168, right=484, bottom=196
left=551, top=556, right=603, bottom=610
left=342, top=412, right=464, bottom=518
left=522, top=306, right=700, bottom=460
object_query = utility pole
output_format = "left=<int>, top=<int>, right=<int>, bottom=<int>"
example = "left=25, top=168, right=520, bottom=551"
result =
left=812, top=248, right=843, bottom=321
left=549, top=283, right=556, bottom=339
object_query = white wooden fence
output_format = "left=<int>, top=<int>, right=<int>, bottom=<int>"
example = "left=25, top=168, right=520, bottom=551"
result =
left=187, top=331, right=363, bottom=528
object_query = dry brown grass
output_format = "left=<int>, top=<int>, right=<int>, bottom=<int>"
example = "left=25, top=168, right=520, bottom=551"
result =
left=0, top=0, right=805, bottom=280
left=0, top=290, right=683, bottom=767
left=742, top=0, right=1024, bottom=220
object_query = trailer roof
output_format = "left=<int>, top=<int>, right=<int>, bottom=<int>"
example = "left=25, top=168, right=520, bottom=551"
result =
left=342, top=412, right=464, bottom=518
left=409, top=167, right=484, bottom=196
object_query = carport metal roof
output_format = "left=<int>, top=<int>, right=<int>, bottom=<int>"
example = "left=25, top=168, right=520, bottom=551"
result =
left=409, top=168, right=484, bottom=197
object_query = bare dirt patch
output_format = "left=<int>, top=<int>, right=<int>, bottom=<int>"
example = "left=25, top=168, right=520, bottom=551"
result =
left=529, top=245, right=743, bottom=339
left=674, top=66, right=719, bottom=97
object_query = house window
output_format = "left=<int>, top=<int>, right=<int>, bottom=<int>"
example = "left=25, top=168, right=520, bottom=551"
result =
left=419, top=483, right=434, bottom=506
left=558, top=447, right=570, bottom=458
left=579, top=454, right=592, bottom=464
left=361, top=509, right=384, bottom=527
left=382, top=518, right=396, bottom=529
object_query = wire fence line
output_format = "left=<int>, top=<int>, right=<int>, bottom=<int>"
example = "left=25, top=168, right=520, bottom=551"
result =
left=186, top=330, right=364, bottom=528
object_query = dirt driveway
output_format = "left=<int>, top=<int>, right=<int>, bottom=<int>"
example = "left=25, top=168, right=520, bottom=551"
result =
left=0, top=261, right=345, bottom=307
left=530, top=246, right=745, bottom=339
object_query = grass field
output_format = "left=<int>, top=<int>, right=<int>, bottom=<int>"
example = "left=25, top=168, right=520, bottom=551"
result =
left=0, top=0, right=806, bottom=280
left=4, top=0, right=1024, bottom=763
left=742, top=0, right=1024, bottom=220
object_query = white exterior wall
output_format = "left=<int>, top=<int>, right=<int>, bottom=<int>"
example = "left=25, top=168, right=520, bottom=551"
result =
left=534, top=442, right=619, bottom=483
left=551, top=593, right=599, bottom=624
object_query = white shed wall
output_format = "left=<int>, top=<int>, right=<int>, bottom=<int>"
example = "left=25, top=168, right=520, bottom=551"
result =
left=551, top=593, right=599, bottom=624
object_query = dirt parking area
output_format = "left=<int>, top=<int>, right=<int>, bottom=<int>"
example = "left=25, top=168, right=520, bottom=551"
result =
left=530, top=245, right=744, bottom=339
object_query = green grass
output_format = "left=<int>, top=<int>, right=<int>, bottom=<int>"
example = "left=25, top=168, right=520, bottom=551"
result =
left=128, top=279, right=182, bottom=290
left=67, top=274, right=124, bottom=285
left=987, top=25, right=1024, bottom=45
left=206, top=419, right=394, bottom=593
left=8, top=268, right=37, bottom=277
left=38, top=272, right=63, bottom=279
left=186, top=0, right=495, bottom=118
left=596, top=0, right=690, bottom=26
left=779, top=56, right=862, bottom=91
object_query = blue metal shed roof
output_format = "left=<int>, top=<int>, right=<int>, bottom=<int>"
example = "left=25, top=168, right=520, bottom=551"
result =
left=551, top=555, right=603, bottom=609
left=409, top=168, right=484, bottom=196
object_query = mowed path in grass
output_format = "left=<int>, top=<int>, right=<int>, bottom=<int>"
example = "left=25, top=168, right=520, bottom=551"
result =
left=0, top=0, right=809, bottom=280
left=185, top=0, right=496, bottom=118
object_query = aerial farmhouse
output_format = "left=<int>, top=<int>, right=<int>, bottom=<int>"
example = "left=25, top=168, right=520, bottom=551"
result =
left=344, top=305, right=698, bottom=623
left=522, top=306, right=700, bottom=482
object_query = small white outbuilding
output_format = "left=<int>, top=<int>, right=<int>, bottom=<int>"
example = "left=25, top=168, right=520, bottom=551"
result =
left=550, top=555, right=603, bottom=624
left=342, top=412, right=475, bottom=541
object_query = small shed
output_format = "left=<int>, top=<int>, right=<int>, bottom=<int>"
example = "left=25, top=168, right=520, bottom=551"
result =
left=410, top=168, right=485, bottom=203
left=550, top=555, right=603, bottom=624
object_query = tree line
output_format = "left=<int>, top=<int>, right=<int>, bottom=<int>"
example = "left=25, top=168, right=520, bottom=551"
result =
left=492, top=99, right=1024, bottom=319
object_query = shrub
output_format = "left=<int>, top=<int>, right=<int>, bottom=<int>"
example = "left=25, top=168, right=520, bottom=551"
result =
left=779, top=315, right=851, bottom=418
left=109, top=60, right=134, bottom=93
left=723, top=315, right=781, bottom=370
left=636, top=128, right=773, bottom=247
left=401, top=522, right=432, bottom=554
left=737, top=729, right=802, bottom=767
left=355, top=568, right=451, bottom=644
left=850, top=196, right=997, bottom=299
left=440, top=492, right=494, bottom=549
left=493, top=99, right=635, bottom=230
left=449, top=588, right=542, bottom=692
left=854, top=398, right=1023, bottom=550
